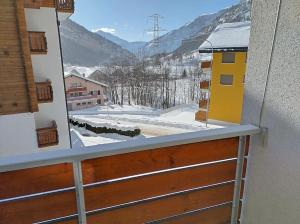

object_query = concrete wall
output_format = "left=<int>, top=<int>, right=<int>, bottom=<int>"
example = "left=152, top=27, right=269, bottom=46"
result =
left=0, top=113, right=37, bottom=157
left=242, top=0, right=300, bottom=223
left=25, top=8, right=71, bottom=151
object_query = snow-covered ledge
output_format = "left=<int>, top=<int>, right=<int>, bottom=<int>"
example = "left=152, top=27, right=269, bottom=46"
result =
left=0, top=125, right=260, bottom=173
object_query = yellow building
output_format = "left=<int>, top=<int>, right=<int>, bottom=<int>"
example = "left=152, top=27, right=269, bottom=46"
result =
left=196, top=22, right=250, bottom=124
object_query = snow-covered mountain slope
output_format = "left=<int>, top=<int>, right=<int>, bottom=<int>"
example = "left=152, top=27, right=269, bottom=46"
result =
left=94, top=30, right=146, bottom=54
left=60, top=19, right=136, bottom=66
left=174, top=0, right=252, bottom=55
left=143, top=11, right=225, bottom=56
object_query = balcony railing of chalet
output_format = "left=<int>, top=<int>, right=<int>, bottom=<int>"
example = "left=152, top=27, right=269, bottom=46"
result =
left=56, top=0, right=74, bottom=13
left=29, top=31, right=47, bottom=54
left=0, top=125, right=260, bottom=224
left=67, top=86, right=87, bottom=94
left=36, top=81, right=53, bottom=103
left=36, top=121, right=59, bottom=148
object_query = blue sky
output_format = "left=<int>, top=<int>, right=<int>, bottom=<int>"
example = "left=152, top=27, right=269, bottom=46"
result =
left=71, top=0, right=240, bottom=42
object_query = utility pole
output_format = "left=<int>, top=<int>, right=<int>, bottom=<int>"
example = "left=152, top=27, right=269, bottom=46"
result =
left=147, top=14, right=166, bottom=47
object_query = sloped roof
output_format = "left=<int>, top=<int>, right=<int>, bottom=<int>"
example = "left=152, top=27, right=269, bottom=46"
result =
left=65, top=73, right=108, bottom=87
left=199, top=21, right=251, bottom=52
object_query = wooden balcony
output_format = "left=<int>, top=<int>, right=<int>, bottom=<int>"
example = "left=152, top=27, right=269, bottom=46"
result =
left=199, top=99, right=208, bottom=109
left=201, top=61, right=212, bottom=69
left=29, top=32, right=47, bottom=54
left=66, top=86, right=87, bottom=94
left=200, top=80, right=210, bottom=89
left=36, top=81, right=53, bottom=103
left=0, top=125, right=260, bottom=224
left=56, top=0, right=74, bottom=13
left=36, top=121, right=59, bottom=148
left=195, top=110, right=207, bottom=122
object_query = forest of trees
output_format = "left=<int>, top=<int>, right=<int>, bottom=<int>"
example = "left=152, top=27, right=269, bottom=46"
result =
left=90, top=58, right=205, bottom=109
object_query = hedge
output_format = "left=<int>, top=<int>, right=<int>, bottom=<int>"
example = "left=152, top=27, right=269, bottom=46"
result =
left=69, top=118, right=141, bottom=137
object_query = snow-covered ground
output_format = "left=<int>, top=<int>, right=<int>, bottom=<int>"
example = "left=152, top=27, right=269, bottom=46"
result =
left=71, top=104, right=229, bottom=148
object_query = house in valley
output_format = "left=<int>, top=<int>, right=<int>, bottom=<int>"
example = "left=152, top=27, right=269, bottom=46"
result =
left=196, top=22, right=250, bottom=124
left=65, top=73, right=108, bottom=111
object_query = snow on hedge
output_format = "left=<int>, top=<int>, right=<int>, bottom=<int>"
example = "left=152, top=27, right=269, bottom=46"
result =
left=70, top=115, right=139, bottom=131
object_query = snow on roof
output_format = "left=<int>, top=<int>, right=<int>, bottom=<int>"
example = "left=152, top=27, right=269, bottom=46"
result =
left=199, top=21, right=251, bottom=51
left=65, top=73, right=108, bottom=87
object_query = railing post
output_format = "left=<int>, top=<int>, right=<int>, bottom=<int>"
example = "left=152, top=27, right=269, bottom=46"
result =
left=231, top=136, right=246, bottom=224
left=73, top=161, right=87, bottom=224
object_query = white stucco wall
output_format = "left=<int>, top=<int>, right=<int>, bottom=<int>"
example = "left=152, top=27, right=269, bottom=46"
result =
left=25, top=8, right=71, bottom=151
left=0, top=113, right=38, bottom=157
left=242, top=0, right=300, bottom=223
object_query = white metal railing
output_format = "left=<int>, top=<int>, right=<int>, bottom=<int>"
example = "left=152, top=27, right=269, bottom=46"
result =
left=0, top=124, right=260, bottom=224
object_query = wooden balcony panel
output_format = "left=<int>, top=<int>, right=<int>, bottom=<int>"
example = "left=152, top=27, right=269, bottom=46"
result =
left=36, top=81, right=53, bottom=103
left=0, top=136, right=249, bottom=223
left=199, top=99, right=208, bottom=109
left=0, top=190, right=77, bottom=224
left=36, top=121, right=59, bottom=148
left=195, top=110, right=207, bottom=122
left=29, top=31, right=47, bottom=54
left=66, top=86, right=87, bottom=94
left=157, top=203, right=232, bottom=224
left=86, top=182, right=234, bottom=224
left=200, top=80, right=210, bottom=89
left=56, top=0, right=74, bottom=13
left=201, top=61, right=212, bottom=69
left=82, top=138, right=239, bottom=184
left=0, top=163, right=74, bottom=200
left=84, top=160, right=237, bottom=211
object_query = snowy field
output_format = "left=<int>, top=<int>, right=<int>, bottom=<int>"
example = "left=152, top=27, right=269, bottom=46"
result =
left=71, top=104, right=230, bottom=148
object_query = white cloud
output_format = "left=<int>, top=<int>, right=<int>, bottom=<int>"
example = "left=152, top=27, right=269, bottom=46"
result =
left=146, top=31, right=154, bottom=36
left=91, top=27, right=116, bottom=34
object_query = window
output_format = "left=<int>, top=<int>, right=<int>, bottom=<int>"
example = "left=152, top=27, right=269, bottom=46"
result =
left=88, top=102, right=92, bottom=105
left=82, top=102, right=86, bottom=105
left=222, top=52, right=235, bottom=63
left=98, top=90, right=101, bottom=95
left=90, top=91, right=94, bottom=95
left=97, top=99, right=102, bottom=104
left=76, top=103, right=81, bottom=106
left=220, top=74, right=234, bottom=85
left=79, top=92, right=82, bottom=96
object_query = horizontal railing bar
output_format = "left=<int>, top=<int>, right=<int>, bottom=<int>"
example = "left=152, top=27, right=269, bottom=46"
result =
left=0, top=186, right=76, bottom=204
left=84, top=158, right=237, bottom=189
left=34, top=213, right=78, bottom=224
left=86, top=180, right=235, bottom=216
left=0, top=125, right=260, bottom=173
left=146, top=201, right=232, bottom=224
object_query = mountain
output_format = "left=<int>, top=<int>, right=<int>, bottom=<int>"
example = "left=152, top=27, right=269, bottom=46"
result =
left=94, top=30, right=146, bottom=54
left=145, top=0, right=252, bottom=57
left=143, top=11, right=225, bottom=56
left=172, top=0, right=252, bottom=56
left=59, top=19, right=136, bottom=67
